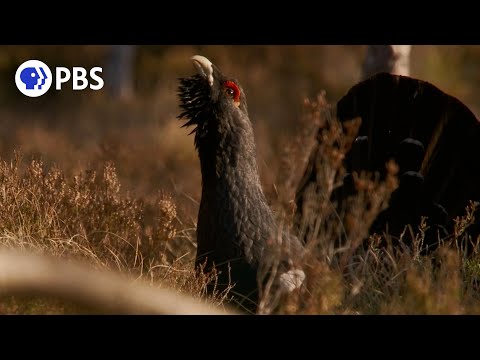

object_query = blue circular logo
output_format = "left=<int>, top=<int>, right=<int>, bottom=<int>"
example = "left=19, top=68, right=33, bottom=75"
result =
left=15, top=60, right=53, bottom=97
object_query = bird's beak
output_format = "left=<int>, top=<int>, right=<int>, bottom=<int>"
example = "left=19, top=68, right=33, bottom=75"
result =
left=191, top=55, right=214, bottom=86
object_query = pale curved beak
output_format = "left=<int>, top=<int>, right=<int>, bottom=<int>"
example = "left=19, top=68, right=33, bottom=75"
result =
left=191, top=55, right=214, bottom=86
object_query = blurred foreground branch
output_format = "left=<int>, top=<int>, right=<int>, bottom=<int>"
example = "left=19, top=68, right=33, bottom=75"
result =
left=0, top=250, right=235, bottom=315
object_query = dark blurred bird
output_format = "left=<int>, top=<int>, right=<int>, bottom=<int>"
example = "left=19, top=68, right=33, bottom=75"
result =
left=296, top=72, right=480, bottom=252
left=177, top=56, right=305, bottom=313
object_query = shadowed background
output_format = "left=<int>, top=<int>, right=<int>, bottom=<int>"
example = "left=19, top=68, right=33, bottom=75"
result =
left=0, top=45, right=479, bottom=225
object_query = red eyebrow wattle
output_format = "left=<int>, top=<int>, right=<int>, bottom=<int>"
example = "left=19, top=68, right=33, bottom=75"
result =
left=224, top=80, right=241, bottom=103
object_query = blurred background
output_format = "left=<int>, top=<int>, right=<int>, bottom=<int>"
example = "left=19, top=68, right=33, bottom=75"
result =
left=0, top=45, right=479, bottom=220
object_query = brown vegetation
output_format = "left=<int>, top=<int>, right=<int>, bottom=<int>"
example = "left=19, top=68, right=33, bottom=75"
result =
left=0, top=45, right=479, bottom=314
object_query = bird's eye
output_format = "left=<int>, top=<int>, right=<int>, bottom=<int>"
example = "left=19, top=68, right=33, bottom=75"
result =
left=223, top=80, right=241, bottom=106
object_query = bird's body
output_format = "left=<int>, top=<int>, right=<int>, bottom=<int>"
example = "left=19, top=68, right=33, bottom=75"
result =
left=178, top=56, right=304, bottom=312
left=296, top=72, right=480, bottom=252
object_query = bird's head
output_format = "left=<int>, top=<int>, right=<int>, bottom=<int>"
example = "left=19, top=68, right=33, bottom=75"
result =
left=177, top=55, right=250, bottom=146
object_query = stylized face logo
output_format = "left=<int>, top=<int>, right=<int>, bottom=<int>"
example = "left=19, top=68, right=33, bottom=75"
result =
left=15, top=59, right=53, bottom=97
left=19, top=67, right=48, bottom=90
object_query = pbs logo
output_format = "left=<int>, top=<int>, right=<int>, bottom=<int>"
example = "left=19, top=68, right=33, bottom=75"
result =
left=15, top=60, right=53, bottom=97
left=15, top=59, right=104, bottom=98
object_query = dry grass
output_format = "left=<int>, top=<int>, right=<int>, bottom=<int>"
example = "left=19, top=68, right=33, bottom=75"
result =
left=256, top=97, right=480, bottom=315
left=0, top=152, right=231, bottom=314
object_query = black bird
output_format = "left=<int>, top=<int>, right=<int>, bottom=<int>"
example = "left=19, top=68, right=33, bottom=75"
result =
left=177, top=55, right=305, bottom=313
left=296, top=72, right=480, bottom=253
